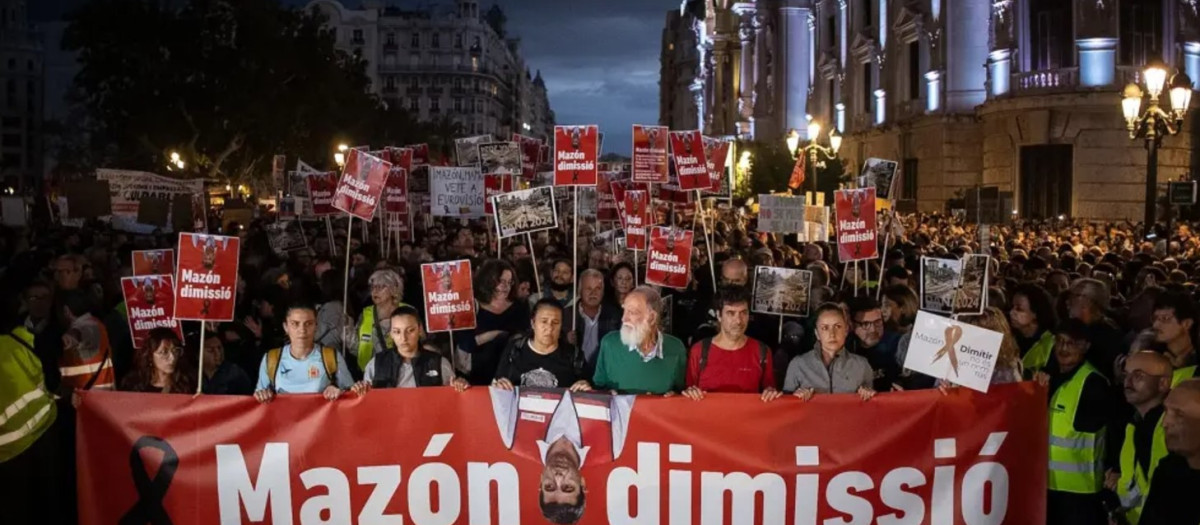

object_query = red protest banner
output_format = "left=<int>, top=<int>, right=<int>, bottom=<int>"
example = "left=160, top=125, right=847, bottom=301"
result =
left=669, top=130, right=708, bottom=191
left=483, top=174, right=514, bottom=215
left=632, top=124, right=669, bottom=183
left=597, top=171, right=622, bottom=222
left=387, top=212, right=412, bottom=242
left=120, top=275, right=183, bottom=350
left=703, top=137, right=730, bottom=193
left=333, top=148, right=392, bottom=220
left=305, top=172, right=338, bottom=216
left=383, top=167, right=408, bottom=214
left=131, top=249, right=175, bottom=277
left=173, top=233, right=240, bottom=321
left=553, top=125, right=599, bottom=186
left=421, top=260, right=475, bottom=332
left=835, top=187, right=879, bottom=262
left=624, top=190, right=650, bottom=250
left=406, top=143, right=430, bottom=166
left=387, top=147, right=414, bottom=173
left=789, top=151, right=807, bottom=190
left=76, top=383, right=1047, bottom=525
left=513, top=133, right=542, bottom=179
left=645, top=226, right=693, bottom=289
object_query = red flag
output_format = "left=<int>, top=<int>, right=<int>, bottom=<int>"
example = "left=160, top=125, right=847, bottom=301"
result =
left=789, top=153, right=807, bottom=190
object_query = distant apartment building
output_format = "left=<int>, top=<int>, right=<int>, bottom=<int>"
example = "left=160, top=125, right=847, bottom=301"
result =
left=0, top=0, right=43, bottom=189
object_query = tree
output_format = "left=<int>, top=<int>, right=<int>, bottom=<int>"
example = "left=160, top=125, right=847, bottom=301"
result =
left=741, top=140, right=850, bottom=201
left=422, top=115, right=465, bottom=163
left=63, top=0, right=382, bottom=184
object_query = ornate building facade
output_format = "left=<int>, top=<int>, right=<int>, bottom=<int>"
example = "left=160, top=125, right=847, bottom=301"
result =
left=0, top=0, right=43, bottom=188
left=307, top=0, right=555, bottom=141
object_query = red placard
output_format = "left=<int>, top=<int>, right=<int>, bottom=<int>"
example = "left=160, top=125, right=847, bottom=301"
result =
left=131, top=249, right=175, bottom=277
left=624, top=190, right=650, bottom=250
left=553, top=125, right=599, bottom=186
left=190, top=194, right=208, bottom=233
left=387, top=147, right=414, bottom=173
left=789, top=151, right=807, bottom=190
left=406, top=143, right=430, bottom=166
left=173, top=233, right=240, bottom=322
left=383, top=167, right=408, bottom=214
left=835, top=187, right=879, bottom=262
left=632, top=124, right=669, bottom=183
left=597, top=172, right=622, bottom=222
left=669, top=130, right=708, bottom=191
left=76, top=384, right=1048, bottom=525
left=332, top=148, right=392, bottom=220
left=305, top=172, right=338, bottom=216
left=120, top=275, right=183, bottom=350
left=512, top=133, right=542, bottom=179
left=483, top=174, right=514, bottom=215
left=387, top=212, right=412, bottom=242
left=421, top=260, right=476, bottom=332
left=645, top=226, right=693, bottom=289
left=703, top=137, right=730, bottom=193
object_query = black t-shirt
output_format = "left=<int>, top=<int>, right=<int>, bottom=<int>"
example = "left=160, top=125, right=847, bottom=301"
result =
left=1139, top=453, right=1200, bottom=524
left=494, top=340, right=583, bottom=388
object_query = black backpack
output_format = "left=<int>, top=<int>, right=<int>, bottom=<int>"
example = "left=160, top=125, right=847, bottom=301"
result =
left=698, top=337, right=769, bottom=390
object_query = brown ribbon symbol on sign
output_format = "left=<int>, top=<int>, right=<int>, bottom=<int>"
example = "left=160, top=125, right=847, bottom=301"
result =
left=932, top=324, right=963, bottom=376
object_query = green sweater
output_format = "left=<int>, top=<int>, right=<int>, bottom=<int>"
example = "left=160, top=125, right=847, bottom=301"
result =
left=592, top=331, right=686, bottom=395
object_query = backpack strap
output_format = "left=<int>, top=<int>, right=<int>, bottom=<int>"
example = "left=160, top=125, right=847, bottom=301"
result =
left=321, top=347, right=339, bottom=386
left=265, top=348, right=283, bottom=391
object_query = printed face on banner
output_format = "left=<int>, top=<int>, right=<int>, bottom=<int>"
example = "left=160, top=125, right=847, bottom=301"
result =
left=904, top=311, right=1004, bottom=393
left=387, top=147, right=414, bottom=172
left=645, top=226, right=693, bottom=289
left=421, top=260, right=476, bottom=332
left=120, top=275, right=183, bottom=350
left=333, top=149, right=392, bottom=220
left=596, top=172, right=622, bottom=222
left=306, top=172, right=338, bottom=216
left=633, top=125, right=672, bottom=184
left=493, top=186, right=558, bottom=238
left=384, top=167, right=409, bottom=214
left=132, top=249, right=175, bottom=277
left=483, top=174, right=514, bottom=215
left=834, top=187, right=878, bottom=262
left=407, top=143, right=430, bottom=166
left=553, top=125, right=599, bottom=186
left=703, top=138, right=730, bottom=193
left=669, top=130, right=708, bottom=191
left=430, top=167, right=486, bottom=218
left=752, top=266, right=813, bottom=317
left=512, top=134, right=542, bottom=179
left=174, top=233, right=240, bottom=321
left=623, top=191, right=650, bottom=251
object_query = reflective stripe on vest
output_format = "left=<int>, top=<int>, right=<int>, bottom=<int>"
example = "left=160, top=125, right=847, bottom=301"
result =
left=1173, top=365, right=1197, bottom=388
left=0, top=327, right=57, bottom=462
left=1021, top=331, right=1055, bottom=377
left=358, top=305, right=401, bottom=372
left=1116, top=415, right=1169, bottom=524
left=1048, top=361, right=1106, bottom=494
left=58, top=321, right=115, bottom=390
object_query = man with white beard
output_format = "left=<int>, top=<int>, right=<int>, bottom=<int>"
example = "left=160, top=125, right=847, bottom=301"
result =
left=592, top=286, right=687, bottom=395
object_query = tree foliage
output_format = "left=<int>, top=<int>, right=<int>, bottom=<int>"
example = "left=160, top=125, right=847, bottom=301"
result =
left=741, top=140, right=850, bottom=202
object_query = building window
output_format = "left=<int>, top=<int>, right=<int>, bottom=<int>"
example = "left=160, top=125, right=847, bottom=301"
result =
left=453, top=77, right=462, bottom=89
left=431, top=98, right=440, bottom=111
left=824, top=16, right=836, bottom=50
left=908, top=40, right=921, bottom=100
left=385, top=77, right=395, bottom=89
left=411, top=33, right=421, bottom=48
left=410, top=76, right=419, bottom=88
left=471, top=56, right=479, bottom=71
left=859, top=0, right=872, bottom=29
left=455, top=33, right=463, bottom=49
left=352, top=29, right=364, bottom=44
left=385, top=32, right=396, bottom=46
left=1030, top=0, right=1074, bottom=70
left=1119, top=0, right=1162, bottom=65
left=827, top=79, right=836, bottom=125
left=432, top=33, right=440, bottom=48
left=454, top=97, right=463, bottom=111
left=2, top=134, right=20, bottom=147
left=902, top=158, right=918, bottom=200
left=862, top=63, right=873, bottom=112
left=26, top=60, right=33, bottom=72
left=409, top=97, right=419, bottom=111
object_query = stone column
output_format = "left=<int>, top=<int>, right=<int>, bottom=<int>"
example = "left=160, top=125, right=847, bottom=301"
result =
left=779, top=0, right=813, bottom=137
left=735, top=5, right=756, bottom=137
left=1185, top=42, right=1200, bottom=89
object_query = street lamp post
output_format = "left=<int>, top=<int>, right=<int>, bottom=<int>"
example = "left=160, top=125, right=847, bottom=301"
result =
left=1122, top=61, right=1192, bottom=235
left=785, top=121, right=842, bottom=196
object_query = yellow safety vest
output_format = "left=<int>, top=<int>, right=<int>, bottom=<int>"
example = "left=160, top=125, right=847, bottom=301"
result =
left=1021, top=330, right=1056, bottom=378
left=1116, top=411, right=1169, bottom=524
left=0, top=327, right=57, bottom=463
left=1172, top=365, right=1197, bottom=387
left=357, top=305, right=403, bottom=372
left=1048, top=361, right=1107, bottom=494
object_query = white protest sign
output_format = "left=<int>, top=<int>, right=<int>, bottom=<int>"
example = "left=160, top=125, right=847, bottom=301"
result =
left=430, top=167, right=485, bottom=218
left=903, top=310, right=1003, bottom=393
left=758, top=194, right=805, bottom=233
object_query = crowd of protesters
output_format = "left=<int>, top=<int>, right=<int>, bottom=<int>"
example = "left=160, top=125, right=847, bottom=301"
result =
left=3, top=201, right=1200, bottom=525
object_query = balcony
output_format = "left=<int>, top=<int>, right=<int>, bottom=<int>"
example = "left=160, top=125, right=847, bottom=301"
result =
left=383, top=42, right=398, bottom=52
left=1012, top=68, right=1079, bottom=95
left=382, top=85, right=398, bottom=94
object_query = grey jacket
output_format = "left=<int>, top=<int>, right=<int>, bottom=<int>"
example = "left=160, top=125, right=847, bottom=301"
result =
left=783, top=347, right=874, bottom=394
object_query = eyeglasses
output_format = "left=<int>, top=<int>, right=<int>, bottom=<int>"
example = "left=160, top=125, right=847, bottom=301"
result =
left=154, top=347, right=182, bottom=359
left=1125, top=370, right=1166, bottom=383
left=855, top=319, right=884, bottom=329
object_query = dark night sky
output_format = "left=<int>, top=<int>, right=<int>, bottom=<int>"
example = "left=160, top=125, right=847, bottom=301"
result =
left=33, top=0, right=683, bottom=155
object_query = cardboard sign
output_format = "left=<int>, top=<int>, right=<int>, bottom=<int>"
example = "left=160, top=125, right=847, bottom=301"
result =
left=479, top=142, right=522, bottom=177
left=860, top=158, right=899, bottom=200
left=333, top=148, right=392, bottom=220
left=384, top=167, right=409, bottom=214
left=120, top=275, right=183, bottom=351
left=834, top=187, right=879, bottom=262
left=483, top=174, right=514, bottom=215
left=305, top=172, right=338, bottom=216
left=431, top=167, right=485, bottom=218
left=512, top=134, right=542, bottom=179
left=703, top=137, right=730, bottom=193
left=132, top=249, right=175, bottom=277
left=645, top=226, right=693, bottom=289
left=1169, top=181, right=1198, bottom=205
left=952, top=254, right=991, bottom=316
left=553, top=125, right=600, bottom=186
left=752, top=266, right=814, bottom=318
left=455, top=135, right=492, bottom=167
left=492, top=186, right=557, bottom=238
left=632, top=124, right=669, bottom=183
left=174, top=233, right=240, bottom=321
left=623, top=190, right=650, bottom=250
left=669, top=130, right=708, bottom=191
left=801, top=206, right=830, bottom=242
left=421, top=260, right=476, bottom=332
left=759, top=194, right=806, bottom=233
left=920, top=257, right=963, bottom=314
left=266, top=220, right=308, bottom=255
left=904, top=311, right=1003, bottom=393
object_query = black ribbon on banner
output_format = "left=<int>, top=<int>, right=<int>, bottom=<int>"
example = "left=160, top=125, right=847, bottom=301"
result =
left=119, top=435, right=178, bottom=525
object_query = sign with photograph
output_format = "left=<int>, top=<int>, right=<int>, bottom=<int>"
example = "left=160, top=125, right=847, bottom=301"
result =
left=512, top=134, right=542, bottom=178
left=623, top=190, right=650, bottom=250
left=645, top=226, right=693, bottom=289
left=454, top=135, right=493, bottom=167
left=479, top=142, right=522, bottom=177
left=920, top=257, right=963, bottom=314
left=174, top=233, right=240, bottom=321
left=860, top=158, right=899, bottom=200
left=483, top=174, right=515, bottom=215
left=632, top=124, right=669, bottom=183
left=952, top=254, right=991, bottom=316
left=132, top=249, right=175, bottom=277
left=332, top=149, right=392, bottom=220
left=669, top=130, right=708, bottom=191
left=265, top=220, right=307, bottom=255
left=759, top=194, right=806, bottom=233
left=421, top=260, right=476, bottom=332
left=430, top=167, right=486, bottom=218
left=834, top=187, right=879, bottom=262
left=120, top=275, right=183, bottom=351
left=752, top=266, right=814, bottom=317
left=553, top=125, right=600, bottom=186
left=903, top=311, right=1004, bottom=393
left=492, top=186, right=557, bottom=238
